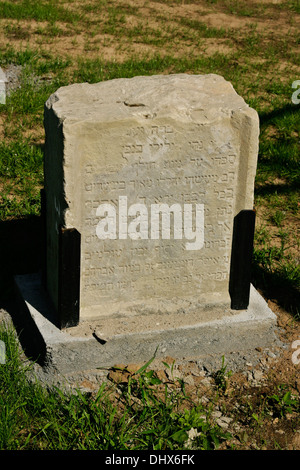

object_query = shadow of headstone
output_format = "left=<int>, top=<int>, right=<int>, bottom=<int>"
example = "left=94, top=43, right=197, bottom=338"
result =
left=0, top=216, right=43, bottom=305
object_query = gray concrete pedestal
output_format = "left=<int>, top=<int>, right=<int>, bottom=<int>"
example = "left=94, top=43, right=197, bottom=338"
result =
left=13, top=273, right=280, bottom=377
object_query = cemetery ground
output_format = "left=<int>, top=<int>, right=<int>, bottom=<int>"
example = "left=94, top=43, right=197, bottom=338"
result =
left=0, top=0, right=299, bottom=451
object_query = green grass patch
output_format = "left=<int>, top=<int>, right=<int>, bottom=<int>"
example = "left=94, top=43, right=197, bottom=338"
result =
left=1, top=323, right=299, bottom=450
left=0, top=140, right=43, bottom=219
left=0, top=324, right=232, bottom=450
left=0, top=141, right=43, bottom=179
left=73, top=52, right=238, bottom=84
left=224, top=0, right=266, bottom=17
left=0, top=0, right=81, bottom=23
left=179, top=17, right=228, bottom=37
left=258, top=104, right=300, bottom=183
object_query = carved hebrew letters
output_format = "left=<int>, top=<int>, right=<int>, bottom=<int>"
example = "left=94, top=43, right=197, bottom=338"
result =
left=44, top=74, right=259, bottom=321
left=81, top=123, right=238, bottom=311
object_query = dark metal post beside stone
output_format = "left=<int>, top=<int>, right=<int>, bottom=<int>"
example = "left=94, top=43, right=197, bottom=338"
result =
left=40, top=189, right=81, bottom=329
left=58, top=226, right=81, bottom=329
left=229, top=209, right=256, bottom=310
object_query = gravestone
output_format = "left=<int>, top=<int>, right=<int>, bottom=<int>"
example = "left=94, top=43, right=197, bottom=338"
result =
left=0, top=67, right=7, bottom=104
left=43, top=74, right=259, bottom=329
left=13, top=73, right=279, bottom=374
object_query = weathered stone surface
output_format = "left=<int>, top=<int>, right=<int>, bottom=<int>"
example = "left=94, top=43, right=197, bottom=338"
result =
left=44, top=73, right=259, bottom=323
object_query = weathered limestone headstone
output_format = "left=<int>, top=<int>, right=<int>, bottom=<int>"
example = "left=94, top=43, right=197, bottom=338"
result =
left=0, top=67, right=7, bottom=104
left=43, top=74, right=259, bottom=330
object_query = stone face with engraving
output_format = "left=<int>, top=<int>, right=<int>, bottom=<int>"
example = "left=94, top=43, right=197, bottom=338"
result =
left=44, top=74, right=259, bottom=326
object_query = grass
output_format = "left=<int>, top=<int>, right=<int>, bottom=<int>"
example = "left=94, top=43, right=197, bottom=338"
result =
left=0, top=324, right=232, bottom=450
left=0, top=0, right=299, bottom=451
left=0, top=323, right=299, bottom=450
left=0, top=0, right=81, bottom=23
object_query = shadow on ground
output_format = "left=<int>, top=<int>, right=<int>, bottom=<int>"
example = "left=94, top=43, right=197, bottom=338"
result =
left=259, top=103, right=299, bottom=127
left=0, top=215, right=43, bottom=306
left=253, top=103, right=300, bottom=316
left=251, top=262, right=300, bottom=320
left=0, top=215, right=48, bottom=364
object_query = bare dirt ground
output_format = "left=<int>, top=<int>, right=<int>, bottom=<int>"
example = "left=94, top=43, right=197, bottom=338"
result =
left=0, top=0, right=299, bottom=64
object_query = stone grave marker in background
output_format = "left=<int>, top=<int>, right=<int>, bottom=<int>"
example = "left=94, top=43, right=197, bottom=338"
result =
left=14, top=74, right=278, bottom=373
left=0, top=67, right=7, bottom=104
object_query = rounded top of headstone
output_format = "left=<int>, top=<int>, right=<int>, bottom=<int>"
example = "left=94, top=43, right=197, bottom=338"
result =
left=45, top=73, right=249, bottom=124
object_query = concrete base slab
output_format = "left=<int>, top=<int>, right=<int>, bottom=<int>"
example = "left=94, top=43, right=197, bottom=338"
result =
left=13, top=273, right=280, bottom=376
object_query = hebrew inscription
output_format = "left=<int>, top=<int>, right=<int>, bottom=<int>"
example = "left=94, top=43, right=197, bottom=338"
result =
left=44, top=74, right=259, bottom=321
left=80, top=122, right=238, bottom=314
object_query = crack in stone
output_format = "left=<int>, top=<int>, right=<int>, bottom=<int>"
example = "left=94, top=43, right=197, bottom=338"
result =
left=123, top=101, right=145, bottom=107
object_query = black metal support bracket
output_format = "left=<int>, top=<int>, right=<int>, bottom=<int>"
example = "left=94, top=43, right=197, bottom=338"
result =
left=229, top=209, right=256, bottom=310
left=58, top=226, right=81, bottom=329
